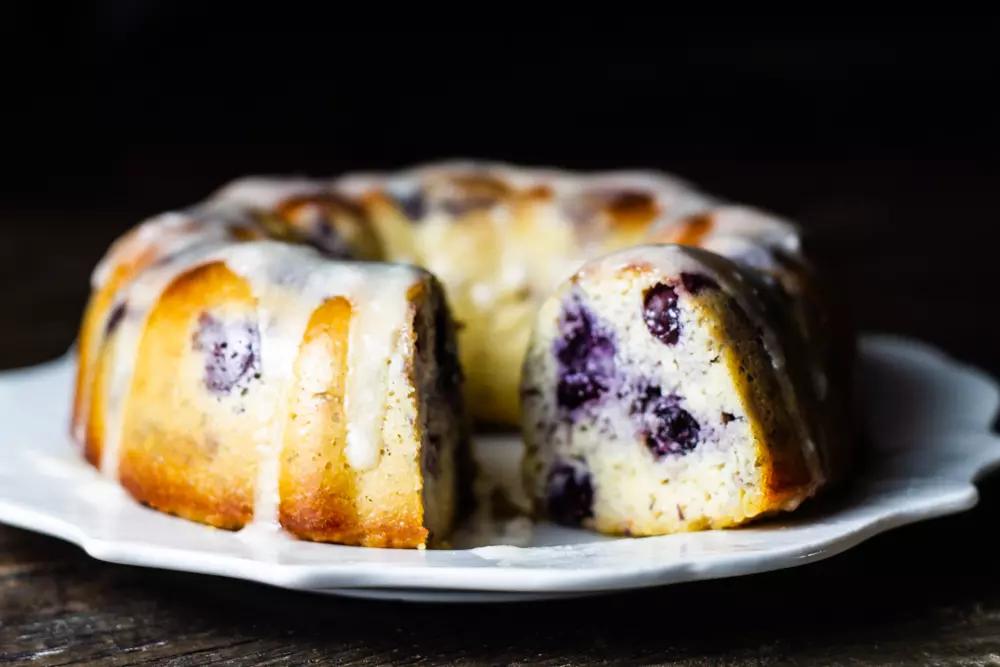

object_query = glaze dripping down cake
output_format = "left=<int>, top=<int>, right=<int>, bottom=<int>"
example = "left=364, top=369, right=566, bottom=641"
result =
left=71, top=160, right=853, bottom=547
left=73, top=203, right=470, bottom=548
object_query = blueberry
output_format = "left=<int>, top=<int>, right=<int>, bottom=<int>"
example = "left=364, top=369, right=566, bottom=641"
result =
left=104, top=301, right=127, bottom=336
left=680, top=272, right=719, bottom=294
left=633, top=386, right=700, bottom=458
left=643, top=283, right=681, bottom=345
left=394, top=189, right=428, bottom=221
left=553, top=295, right=616, bottom=413
left=289, top=202, right=353, bottom=259
left=557, top=372, right=605, bottom=412
left=545, top=460, right=594, bottom=526
left=307, top=219, right=353, bottom=259
left=192, top=312, right=262, bottom=396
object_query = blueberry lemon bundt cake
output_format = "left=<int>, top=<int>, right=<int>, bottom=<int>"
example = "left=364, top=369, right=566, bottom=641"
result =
left=520, top=209, right=853, bottom=535
left=72, top=160, right=853, bottom=546
left=72, top=201, right=470, bottom=549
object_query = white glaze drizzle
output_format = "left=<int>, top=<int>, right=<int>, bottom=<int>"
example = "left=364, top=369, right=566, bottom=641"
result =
left=330, top=159, right=728, bottom=306
left=208, top=175, right=329, bottom=210
left=237, top=244, right=417, bottom=527
left=332, top=158, right=717, bottom=230
left=82, top=210, right=253, bottom=452
left=99, top=236, right=235, bottom=480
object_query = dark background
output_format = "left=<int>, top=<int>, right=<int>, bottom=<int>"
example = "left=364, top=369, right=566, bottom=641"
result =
left=4, top=9, right=1000, bottom=664
left=5, top=7, right=998, bottom=368
left=6, top=8, right=999, bottom=207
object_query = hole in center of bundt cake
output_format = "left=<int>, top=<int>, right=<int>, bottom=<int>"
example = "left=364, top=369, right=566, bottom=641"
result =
left=545, top=459, right=595, bottom=526
left=631, top=385, right=701, bottom=458
left=192, top=312, right=262, bottom=396
left=553, top=294, right=616, bottom=414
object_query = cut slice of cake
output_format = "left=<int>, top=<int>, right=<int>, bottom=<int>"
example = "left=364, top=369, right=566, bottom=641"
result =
left=520, top=243, right=837, bottom=535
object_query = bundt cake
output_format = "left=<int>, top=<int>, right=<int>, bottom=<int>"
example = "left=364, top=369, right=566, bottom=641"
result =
left=71, top=159, right=853, bottom=546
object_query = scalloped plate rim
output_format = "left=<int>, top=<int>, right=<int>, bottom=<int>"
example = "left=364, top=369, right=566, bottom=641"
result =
left=0, top=333, right=998, bottom=601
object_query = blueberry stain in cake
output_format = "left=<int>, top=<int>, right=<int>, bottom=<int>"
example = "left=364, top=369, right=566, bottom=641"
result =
left=643, top=283, right=681, bottom=345
left=632, top=385, right=701, bottom=458
left=104, top=302, right=127, bottom=336
left=545, top=460, right=594, bottom=526
left=553, top=294, right=616, bottom=413
left=680, top=272, right=719, bottom=294
left=192, top=312, right=262, bottom=396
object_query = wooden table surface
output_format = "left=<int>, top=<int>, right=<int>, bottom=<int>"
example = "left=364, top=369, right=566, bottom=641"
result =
left=2, top=158, right=999, bottom=666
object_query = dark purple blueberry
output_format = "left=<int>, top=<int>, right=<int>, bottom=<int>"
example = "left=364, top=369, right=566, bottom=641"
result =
left=545, top=460, right=594, bottom=526
left=643, top=283, right=681, bottom=345
left=394, top=188, right=428, bottom=221
left=104, top=302, right=127, bottom=336
left=680, top=272, right=719, bottom=294
left=192, top=312, right=262, bottom=396
left=557, top=372, right=605, bottom=411
left=633, top=386, right=700, bottom=458
left=553, top=295, right=616, bottom=413
left=307, top=219, right=353, bottom=259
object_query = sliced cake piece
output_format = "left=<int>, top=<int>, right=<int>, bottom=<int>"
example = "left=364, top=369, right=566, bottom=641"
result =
left=520, top=243, right=834, bottom=535
left=78, top=209, right=470, bottom=548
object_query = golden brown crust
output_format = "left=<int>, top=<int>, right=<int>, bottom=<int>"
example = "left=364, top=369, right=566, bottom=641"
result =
left=117, top=262, right=258, bottom=529
left=277, top=296, right=429, bottom=549
left=697, top=288, right=814, bottom=507
left=73, top=244, right=162, bottom=447
left=82, top=335, right=111, bottom=468
left=649, top=211, right=715, bottom=246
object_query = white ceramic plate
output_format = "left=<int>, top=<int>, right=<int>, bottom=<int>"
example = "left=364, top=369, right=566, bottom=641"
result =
left=1, top=334, right=998, bottom=603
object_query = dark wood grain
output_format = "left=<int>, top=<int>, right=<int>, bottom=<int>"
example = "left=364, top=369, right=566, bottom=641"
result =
left=2, top=158, right=1000, bottom=666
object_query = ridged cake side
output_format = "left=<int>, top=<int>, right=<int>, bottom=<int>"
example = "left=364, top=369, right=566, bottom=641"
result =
left=73, top=205, right=469, bottom=549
